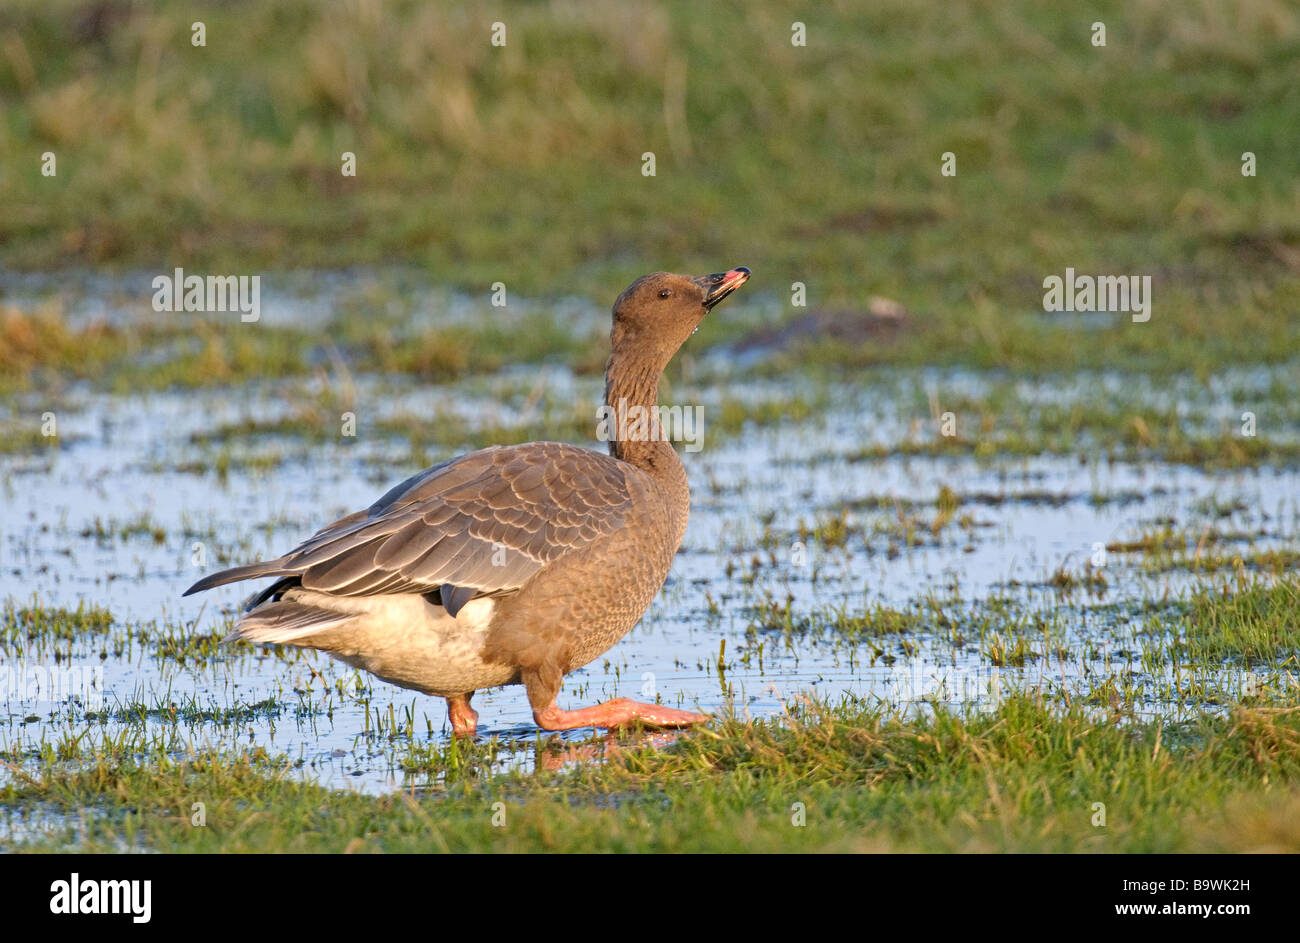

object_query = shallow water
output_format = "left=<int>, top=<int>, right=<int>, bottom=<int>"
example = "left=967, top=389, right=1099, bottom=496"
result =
left=2, top=364, right=1297, bottom=793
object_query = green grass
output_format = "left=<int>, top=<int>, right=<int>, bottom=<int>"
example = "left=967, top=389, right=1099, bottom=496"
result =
left=1177, top=577, right=1300, bottom=665
left=5, top=695, right=1300, bottom=852
left=3, top=516, right=1299, bottom=852
left=1, top=600, right=114, bottom=651
left=1, top=0, right=1298, bottom=389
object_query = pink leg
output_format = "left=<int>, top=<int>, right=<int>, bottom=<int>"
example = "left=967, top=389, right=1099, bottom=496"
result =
left=534, top=697, right=708, bottom=732
left=447, top=693, right=478, bottom=738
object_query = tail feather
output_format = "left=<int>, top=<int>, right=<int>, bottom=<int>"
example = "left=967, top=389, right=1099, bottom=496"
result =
left=184, top=559, right=293, bottom=596
left=223, top=601, right=357, bottom=645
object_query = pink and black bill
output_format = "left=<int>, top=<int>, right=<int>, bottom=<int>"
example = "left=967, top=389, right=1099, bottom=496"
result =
left=693, top=267, right=751, bottom=309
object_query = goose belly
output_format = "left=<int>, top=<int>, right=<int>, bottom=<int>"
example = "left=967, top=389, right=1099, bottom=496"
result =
left=286, top=590, right=518, bottom=696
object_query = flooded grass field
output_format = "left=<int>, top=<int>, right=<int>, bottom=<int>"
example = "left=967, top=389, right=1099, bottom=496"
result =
left=2, top=0, right=1299, bottom=854
left=2, top=279, right=1298, bottom=852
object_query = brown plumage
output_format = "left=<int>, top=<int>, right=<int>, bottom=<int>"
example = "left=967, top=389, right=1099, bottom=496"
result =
left=185, top=267, right=751, bottom=735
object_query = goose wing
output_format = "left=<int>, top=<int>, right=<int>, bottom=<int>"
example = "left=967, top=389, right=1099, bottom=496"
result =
left=184, top=442, right=636, bottom=609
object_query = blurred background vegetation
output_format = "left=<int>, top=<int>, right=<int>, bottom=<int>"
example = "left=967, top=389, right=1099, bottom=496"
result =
left=0, top=0, right=1298, bottom=383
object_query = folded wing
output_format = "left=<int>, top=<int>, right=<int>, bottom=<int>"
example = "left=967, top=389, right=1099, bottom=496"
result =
left=184, top=442, right=635, bottom=609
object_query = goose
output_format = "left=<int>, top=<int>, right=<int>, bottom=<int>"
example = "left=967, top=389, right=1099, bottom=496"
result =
left=185, top=266, right=751, bottom=736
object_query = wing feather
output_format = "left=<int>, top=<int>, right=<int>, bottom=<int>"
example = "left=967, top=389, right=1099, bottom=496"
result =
left=186, top=443, right=640, bottom=605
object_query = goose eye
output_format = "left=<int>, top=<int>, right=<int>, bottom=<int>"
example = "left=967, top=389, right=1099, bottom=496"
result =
left=658, top=289, right=672, bottom=298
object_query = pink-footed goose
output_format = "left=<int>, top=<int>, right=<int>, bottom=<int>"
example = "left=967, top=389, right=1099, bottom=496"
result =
left=185, top=267, right=750, bottom=736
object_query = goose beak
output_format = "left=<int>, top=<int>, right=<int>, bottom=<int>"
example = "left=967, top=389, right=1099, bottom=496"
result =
left=695, top=267, right=751, bottom=310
